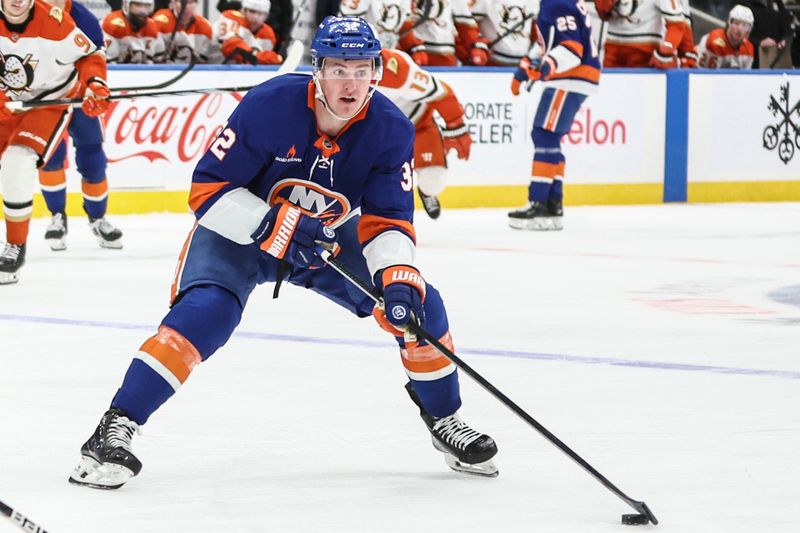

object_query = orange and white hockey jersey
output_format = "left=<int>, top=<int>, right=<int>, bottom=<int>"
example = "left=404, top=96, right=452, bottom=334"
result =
left=411, top=0, right=485, bottom=64
left=599, top=0, right=683, bottom=67
left=208, top=10, right=279, bottom=64
left=697, top=27, right=754, bottom=69
left=338, top=0, right=427, bottom=58
left=153, top=8, right=213, bottom=63
left=102, top=10, right=165, bottom=63
left=471, top=0, right=539, bottom=66
left=377, top=48, right=465, bottom=126
left=0, top=0, right=106, bottom=105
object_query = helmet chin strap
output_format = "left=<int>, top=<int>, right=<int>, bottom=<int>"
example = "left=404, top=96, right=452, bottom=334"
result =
left=313, top=74, right=380, bottom=122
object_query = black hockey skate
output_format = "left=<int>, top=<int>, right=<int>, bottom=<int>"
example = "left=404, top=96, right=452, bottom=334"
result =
left=418, top=189, right=441, bottom=220
left=69, top=408, right=142, bottom=490
left=406, top=383, right=498, bottom=477
left=0, top=243, right=26, bottom=285
left=45, top=212, right=68, bottom=251
left=508, top=199, right=563, bottom=231
left=89, top=217, right=123, bottom=249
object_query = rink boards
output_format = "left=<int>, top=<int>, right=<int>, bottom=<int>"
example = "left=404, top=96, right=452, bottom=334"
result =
left=10, top=66, right=800, bottom=216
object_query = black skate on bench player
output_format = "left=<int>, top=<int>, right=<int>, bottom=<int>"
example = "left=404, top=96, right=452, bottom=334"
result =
left=406, top=383, right=498, bottom=477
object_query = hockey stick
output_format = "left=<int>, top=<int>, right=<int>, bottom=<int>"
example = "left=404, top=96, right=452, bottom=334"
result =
left=165, top=0, right=190, bottom=60
left=4, top=42, right=305, bottom=112
left=0, top=499, right=49, bottom=533
left=318, top=249, right=659, bottom=526
left=398, top=0, right=434, bottom=39
left=111, top=54, right=197, bottom=92
left=488, top=12, right=536, bottom=49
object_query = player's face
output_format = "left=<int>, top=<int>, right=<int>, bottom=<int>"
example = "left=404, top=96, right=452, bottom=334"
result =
left=128, top=1, right=153, bottom=17
left=243, top=8, right=267, bottom=29
left=727, top=19, right=752, bottom=47
left=318, top=58, right=375, bottom=118
left=2, top=0, right=33, bottom=22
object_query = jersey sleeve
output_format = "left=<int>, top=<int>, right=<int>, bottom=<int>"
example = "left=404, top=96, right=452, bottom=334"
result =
left=70, top=1, right=105, bottom=49
left=190, top=90, right=274, bottom=244
left=358, top=117, right=418, bottom=276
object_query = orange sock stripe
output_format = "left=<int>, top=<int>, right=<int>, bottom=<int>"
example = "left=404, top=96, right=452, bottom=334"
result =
left=82, top=179, right=108, bottom=199
left=39, top=169, right=67, bottom=188
left=531, top=161, right=560, bottom=178
left=138, top=326, right=202, bottom=385
left=557, top=161, right=566, bottom=177
left=401, top=331, right=455, bottom=374
left=170, top=223, right=198, bottom=303
left=5, top=219, right=30, bottom=245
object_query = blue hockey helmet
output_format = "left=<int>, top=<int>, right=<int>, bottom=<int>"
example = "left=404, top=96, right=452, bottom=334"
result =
left=311, top=16, right=382, bottom=68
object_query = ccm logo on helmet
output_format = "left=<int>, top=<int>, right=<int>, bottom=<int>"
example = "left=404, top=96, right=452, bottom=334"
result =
left=342, top=42, right=365, bottom=48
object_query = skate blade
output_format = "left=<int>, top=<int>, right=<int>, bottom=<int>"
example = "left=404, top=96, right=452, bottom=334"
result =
left=47, top=237, right=67, bottom=251
left=443, top=454, right=499, bottom=478
left=68, top=456, right=135, bottom=490
left=97, top=239, right=123, bottom=250
left=508, top=217, right=561, bottom=231
left=0, top=271, right=20, bottom=285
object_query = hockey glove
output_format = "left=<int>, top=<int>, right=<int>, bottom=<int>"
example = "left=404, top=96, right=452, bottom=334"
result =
left=410, top=50, right=430, bottom=66
left=469, top=41, right=490, bottom=66
left=256, top=50, right=283, bottom=65
left=650, top=42, right=678, bottom=69
left=510, top=57, right=542, bottom=95
left=442, top=118, right=472, bottom=160
left=81, top=78, right=111, bottom=117
left=373, top=265, right=426, bottom=336
left=251, top=203, right=337, bottom=269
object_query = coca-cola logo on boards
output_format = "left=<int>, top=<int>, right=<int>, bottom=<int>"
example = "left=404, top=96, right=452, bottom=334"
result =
left=102, top=92, right=244, bottom=164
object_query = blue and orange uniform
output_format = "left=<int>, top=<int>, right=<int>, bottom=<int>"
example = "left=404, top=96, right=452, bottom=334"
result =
left=108, top=73, right=463, bottom=426
left=39, top=0, right=110, bottom=222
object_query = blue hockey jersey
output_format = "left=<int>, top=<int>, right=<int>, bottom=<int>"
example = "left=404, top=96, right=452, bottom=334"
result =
left=536, top=0, right=601, bottom=95
left=190, top=74, right=417, bottom=273
left=68, top=0, right=105, bottom=49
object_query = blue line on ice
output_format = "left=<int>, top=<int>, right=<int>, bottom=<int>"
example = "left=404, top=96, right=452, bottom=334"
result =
left=2, top=313, right=798, bottom=380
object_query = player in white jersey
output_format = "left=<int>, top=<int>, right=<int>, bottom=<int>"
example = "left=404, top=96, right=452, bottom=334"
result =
left=338, top=0, right=429, bottom=64
left=471, top=0, right=539, bottom=66
left=1, top=0, right=109, bottom=283
left=102, top=0, right=166, bottom=63
left=596, top=0, right=685, bottom=68
left=377, top=46, right=472, bottom=218
left=411, top=0, right=490, bottom=65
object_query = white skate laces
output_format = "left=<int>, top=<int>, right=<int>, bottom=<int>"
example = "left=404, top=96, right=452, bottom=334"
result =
left=107, top=415, right=140, bottom=452
left=433, top=414, right=482, bottom=451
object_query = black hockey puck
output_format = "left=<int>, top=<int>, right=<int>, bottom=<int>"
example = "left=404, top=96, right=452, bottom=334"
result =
left=622, top=514, right=649, bottom=525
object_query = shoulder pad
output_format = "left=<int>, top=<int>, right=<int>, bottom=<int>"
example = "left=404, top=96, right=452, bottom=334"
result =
left=712, top=36, right=725, bottom=48
left=110, top=16, right=126, bottom=28
left=385, top=56, right=400, bottom=75
left=154, top=13, right=170, bottom=23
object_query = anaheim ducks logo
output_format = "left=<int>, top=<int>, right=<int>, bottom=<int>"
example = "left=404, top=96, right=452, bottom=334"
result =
left=499, top=5, right=527, bottom=38
left=268, top=179, right=352, bottom=227
left=0, top=53, right=37, bottom=94
left=376, top=0, right=403, bottom=32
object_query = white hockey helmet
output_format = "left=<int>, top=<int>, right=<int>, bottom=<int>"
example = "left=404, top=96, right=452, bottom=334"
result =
left=728, top=5, right=754, bottom=26
left=123, top=0, right=155, bottom=16
left=242, top=0, right=271, bottom=14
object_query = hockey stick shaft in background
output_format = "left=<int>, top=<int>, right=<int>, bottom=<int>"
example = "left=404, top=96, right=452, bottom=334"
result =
left=318, top=249, right=659, bottom=525
left=165, top=0, right=189, bottom=60
left=111, top=54, right=196, bottom=92
left=4, top=42, right=305, bottom=112
left=488, top=12, right=536, bottom=49
left=398, top=0, right=434, bottom=39
left=0, top=499, right=49, bottom=533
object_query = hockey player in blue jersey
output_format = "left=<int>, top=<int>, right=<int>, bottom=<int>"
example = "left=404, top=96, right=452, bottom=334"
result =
left=508, top=0, right=600, bottom=231
left=38, top=0, right=123, bottom=250
left=69, top=16, right=498, bottom=490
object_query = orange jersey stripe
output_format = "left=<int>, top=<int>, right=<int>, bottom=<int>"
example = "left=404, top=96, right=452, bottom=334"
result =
left=357, top=214, right=416, bottom=245
left=551, top=65, right=601, bottom=84
left=561, top=40, right=584, bottom=58
left=188, top=181, right=230, bottom=213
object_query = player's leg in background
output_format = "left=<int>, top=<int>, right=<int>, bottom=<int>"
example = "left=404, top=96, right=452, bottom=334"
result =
left=71, top=110, right=124, bottom=249
left=414, top=114, right=447, bottom=220
left=70, top=225, right=261, bottom=489
left=0, top=106, right=71, bottom=284
left=39, top=140, right=69, bottom=251
left=509, top=88, right=586, bottom=231
left=296, top=217, right=498, bottom=476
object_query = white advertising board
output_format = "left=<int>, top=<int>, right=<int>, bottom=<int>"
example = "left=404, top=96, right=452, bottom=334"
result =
left=688, top=73, right=800, bottom=182
left=66, top=69, right=665, bottom=192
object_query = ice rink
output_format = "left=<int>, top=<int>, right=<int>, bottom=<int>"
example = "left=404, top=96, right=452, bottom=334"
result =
left=1, top=203, right=799, bottom=533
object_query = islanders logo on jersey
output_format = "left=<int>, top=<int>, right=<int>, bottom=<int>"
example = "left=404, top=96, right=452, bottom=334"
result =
left=268, top=179, right=352, bottom=227
left=0, top=53, right=37, bottom=94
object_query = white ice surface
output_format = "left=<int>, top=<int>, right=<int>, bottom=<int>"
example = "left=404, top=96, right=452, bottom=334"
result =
left=1, top=203, right=799, bottom=533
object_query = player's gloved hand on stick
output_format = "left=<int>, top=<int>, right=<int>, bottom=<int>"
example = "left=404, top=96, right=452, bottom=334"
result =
left=373, top=265, right=426, bottom=336
left=256, top=50, right=283, bottom=65
left=510, top=57, right=543, bottom=95
left=470, top=41, right=490, bottom=66
left=442, top=118, right=472, bottom=160
left=650, top=41, right=678, bottom=69
left=251, top=202, right=337, bottom=269
left=81, top=77, right=111, bottom=117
